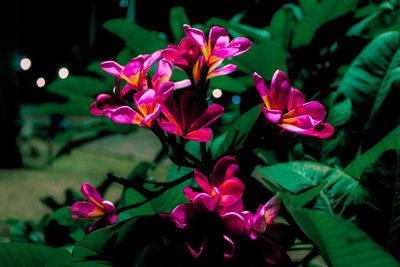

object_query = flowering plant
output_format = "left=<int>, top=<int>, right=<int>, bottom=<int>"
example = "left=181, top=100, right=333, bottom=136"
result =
left=4, top=2, right=400, bottom=267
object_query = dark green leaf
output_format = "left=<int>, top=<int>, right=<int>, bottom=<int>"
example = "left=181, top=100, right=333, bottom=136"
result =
left=290, top=208, right=400, bottom=267
left=103, top=19, right=167, bottom=54
left=170, top=6, right=190, bottom=42
left=258, top=161, right=357, bottom=215
left=47, top=75, right=110, bottom=98
left=209, top=75, right=248, bottom=93
left=354, top=149, right=400, bottom=258
left=215, top=105, right=261, bottom=158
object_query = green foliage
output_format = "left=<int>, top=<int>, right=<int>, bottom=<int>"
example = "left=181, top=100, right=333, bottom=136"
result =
left=170, top=6, right=190, bottom=42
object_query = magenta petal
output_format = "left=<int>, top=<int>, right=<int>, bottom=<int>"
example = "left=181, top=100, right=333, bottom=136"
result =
left=152, top=59, right=173, bottom=89
left=187, top=104, right=224, bottom=132
left=270, top=70, right=291, bottom=111
left=206, top=64, right=237, bottom=79
left=221, top=212, right=245, bottom=239
left=110, top=106, right=143, bottom=125
left=100, top=61, right=123, bottom=77
left=261, top=106, right=282, bottom=123
left=139, top=104, right=161, bottom=127
left=70, top=201, right=104, bottom=219
left=170, top=203, right=193, bottom=229
left=90, top=102, right=104, bottom=116
left=186, top=237, right=207, bottom=259
left=157, top=117, right=183, bottom=135
left=159, top=95, right=182, bottom=130
left=221, top=198, right=243, bottom=215
left=183, top=187, right=201, bottom=201
left=174, top=79, right=191, bottom=89
left=194, top=169, right=212, bottom=194
left=211, top=47, right=240, bottom=59
left=134, top=89, right=156, bottom=117
left=227, top=37, right=252, bottom=56
left=307, top=122, right=334, bottom=139
left=155, top=81, right=174, bottom=97
left=252, top=204, right=267, bottom=233
left=211, top=156, right=238, bottom=188
left=219, top=178, right=245, bottom=206
left=102, top=201, right=117, bottom=224
left=185, top=128, right=212, bottom=142
left=278, top=115, right=315, bottom=133
left=283, top=101, right=326, bottom=125
left=222, top=234, right=235, bottom=259
left=264, top=196, right=282, bottom=223
left=208, top=26, right=230, bottom=50
left=123, top=58, right=143, bottom=81
left=253, top=72, right=270, bottom=106
left=180, top=91, right=200, bottom=131
left=143, top=50, right=162, bottom=73
left=81, top=183, right=103, bottom=206
left=183, top=24, right=206, bottom=48
left=288, top=88, right=305, bottom=110
left=192, top=193, right=218, bottom=213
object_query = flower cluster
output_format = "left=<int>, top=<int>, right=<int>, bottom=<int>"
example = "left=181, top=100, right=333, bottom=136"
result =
left=170, top=156, right=285, bottom=261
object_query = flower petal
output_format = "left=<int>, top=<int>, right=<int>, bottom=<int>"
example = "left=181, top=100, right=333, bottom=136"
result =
left=270, top=70, right=291, bottom=111
left=186, top=237, right=207, bottom=259
left=252, top=204, right=267, bottom=233
left=222, top=234, right=235, bottom=259
left=183, top=24, right=207, bottom=51
left=123, top=57, right=143, bottom=88
left=109, top=106, right=144, bottom=125
left=192, top=193, right=218, bottom=213
left=206, top=64, right=237, bottom=79
left=183, top=187, right=201, bottom=201
left=139, top=104, right=161, bottom=128
left=253, top=72, right=271, bottom=109
left=211, top=156, right=238, bottom=188
left=100, top=61, right=123, bottom=77
left=142, top=50, right=162, bottom=73
left=70, top=201, right=104, bottom=219
left=307, top=122, right=334, bottom=139
left=157, top=117, right=183, bottom=135
left=194, top=169, right=212, bottom=194
left=227, top=37, right=252, bottom=56
left=174, top=79, right=191, bottom=89
left=288, top=88, right=305, bottom=111
left=210, top=47, right=240, bottom=59
left=155, top=81, right=175, bottom=97
left=219, top=178, right=245, bottom=206
left=283, top=101, right=326, bottom=125
left=221, top=212, right=245, bottom=238
left=81, top=183, right=103, bottom=206
left=170, top=203, right=193, bottom=229
left=180, top=91, right=200, bottom=132
left=261, top=106, right=282, bottom=123
left=134, top=89, right=156, bottom=117
left=184, top=128, right=212, bottom=142
left=102, top=200, right=117, bottom=224
left=159, top=95, right=182, bottom=130
left=278, top=115, right=315, bottom=133
left=152, top=59, right=173, bottom=89
left=187, top=104, right=224, bottom=132
left=264, top=196, right=282, bottom=223
left=208, top=26, right=230, bottom=50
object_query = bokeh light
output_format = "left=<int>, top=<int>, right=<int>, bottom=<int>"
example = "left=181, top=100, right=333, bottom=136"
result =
left=36, top=77, right=46, bottom=88
left=20, top=58, right=31, bottom=71
left=232, top=95, right=241, bottom=104
left=58, top=67, right=69, bottom=79
left=212, top=89, right=222, bottom=98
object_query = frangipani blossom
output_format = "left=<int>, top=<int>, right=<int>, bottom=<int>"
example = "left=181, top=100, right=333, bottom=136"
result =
left=170, top=193, right=247, bottom=259
left=158, top=90, right=224, bottom=142
left=108, top=81, right=175, bottom=128
left=250, top=196, right=282, bottom=237
left=162, top=37, right=200, bottom=71
left=183, top=156, right=244, bottom=207
left=101, top=50, right=162, bottom=95
left=183, top=24, right=251, bottom=81
left=70, top=183, right=117, bottom=233
left=254, top=71, right=334, bottom=138
left=90, top=78, right=126, bottom=116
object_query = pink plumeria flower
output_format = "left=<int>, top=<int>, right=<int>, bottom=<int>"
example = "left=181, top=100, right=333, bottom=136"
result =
left=254, top=71, right=334, bottom=138
left=107, top=81, right=175, bottom=128
left=170, top=193, right=248, bottom=259
left=183, top=156, right=244, bottom=207
left=183, top=24, right=251, bottom=81
left=100, top=50, right=162, bottom=95
left=158, top=90, right=224, bottom=142
left=90, top=78, right=126, bottom=117
left=162, top=37, right=201, bottom=71
left=70, top=183, right=117, bottom=233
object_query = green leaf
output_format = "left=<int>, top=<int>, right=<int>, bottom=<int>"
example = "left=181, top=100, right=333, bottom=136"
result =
left=103, top=19, right=167, bottom=54
left=290, top=208, right=400, bottom=267
left=231, top=40, right=289, bottom=78
left=170, top=6, right=190, bottom=42
left=215, top=105, right=261, bottom=159
left=338, top=32, right=400, bottom=135
left=292, top=0, right=358, bottom=48
left=209, top=75, right=248, bottom=93
left=0, top=242, right=73, bottom=267
left=277, top=182, right=327, bottom=209
left=354, top=149, right=400, bottom=259
left=35, top=95, right=93, bottom=116
left=345, top=126, right=400, bottom=179
left=326, top=93, right=352, bottom=128
left=258, top=161, right=357, bottom=215
left=47, top=75, right=110, bottom=98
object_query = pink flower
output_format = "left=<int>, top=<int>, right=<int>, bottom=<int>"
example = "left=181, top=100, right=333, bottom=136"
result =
left=100, top=50, right=162, bottom=95
left=170, top=193, right=248, bottom=259
left=107, top=81, right=175, bottom=128
left=162, top=37, right=201, bottom=71
left=70, top=183, right=117, bottom=233
left=183, top=24, right=251, bottom=81
left=254, top=71, right=334, bottom=138
left=158, top=90, right=224, bottom=142
left=183, top=156, right=244, bottom=207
